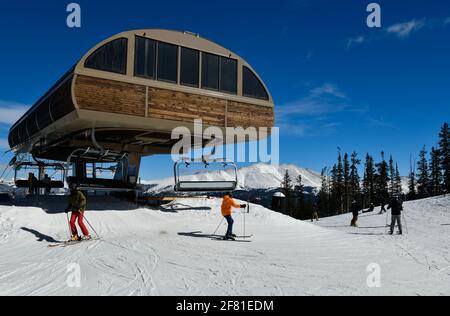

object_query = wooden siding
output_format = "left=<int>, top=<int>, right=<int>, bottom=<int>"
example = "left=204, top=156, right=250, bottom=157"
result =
left=147, top=87, right=227, bottom=126
left=74, top=75, right=274, bottom=129
left=75, top=75, right=146, bottom=116
left=227, top=101, right=274, bottom=129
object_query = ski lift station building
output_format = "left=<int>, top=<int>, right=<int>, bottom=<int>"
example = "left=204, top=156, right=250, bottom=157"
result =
left=8, top=29, right=275, bottom=189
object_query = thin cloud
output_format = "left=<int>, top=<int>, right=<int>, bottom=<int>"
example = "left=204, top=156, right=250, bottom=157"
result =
left=347, top=17, right=449, bottom=49
left=346, top=36, right=366, bottom=49
left=386, top=19, right=425, bottom=38
left=310, top=83, right=347, bottom=99
left=277, top=84, right=367, bottom=137
left=278, top=83, right=367, bottom=118
left=0, top=100, right=29, bottom=125
left=368, top=117, right=399, bottom=130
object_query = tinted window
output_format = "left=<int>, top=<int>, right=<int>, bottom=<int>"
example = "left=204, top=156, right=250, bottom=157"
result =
left=26, top=112, right=38, bottom=137
left=220, top=57, right=237, bottom=94
left=135, top=36, right=156, bottom=79
left=85, top=38, right=128, bottom=74
left=180, top=47, right=199, bottom=87
left=201, top=53, right=219, bottom=91
left=157, top=42, right=178, bottom=83
left=243, top=66, right=269, bottom=100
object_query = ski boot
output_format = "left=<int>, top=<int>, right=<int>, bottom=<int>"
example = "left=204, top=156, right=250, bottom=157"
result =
left=70, top=235, right=80, bottom=242
left=81, top=235, right=92, bottom=241
left=223, top=235, right=236, bottom=241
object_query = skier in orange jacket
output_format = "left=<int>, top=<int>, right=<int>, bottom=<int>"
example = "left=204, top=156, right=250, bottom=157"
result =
left=221, top=193, right=247, bottom=240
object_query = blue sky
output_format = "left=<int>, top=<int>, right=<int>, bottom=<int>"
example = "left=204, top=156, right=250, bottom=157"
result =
left=0, top=0, right=449, bottom=180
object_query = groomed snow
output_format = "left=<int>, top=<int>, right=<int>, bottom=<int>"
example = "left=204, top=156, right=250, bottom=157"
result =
left=0, top=195, right=449, bottom=296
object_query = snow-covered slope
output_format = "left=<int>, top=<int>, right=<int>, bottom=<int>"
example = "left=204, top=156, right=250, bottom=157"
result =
left=0, top=195, right=449, bottom=295
left=145, top=163, right=322, bottom=194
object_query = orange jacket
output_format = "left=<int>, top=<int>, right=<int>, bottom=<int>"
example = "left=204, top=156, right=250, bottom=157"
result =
left=221, top=195, right=241, bottom=217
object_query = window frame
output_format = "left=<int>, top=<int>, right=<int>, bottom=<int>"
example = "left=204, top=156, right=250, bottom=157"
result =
left=201, top=52, right=220, bottom=92
left=156, top=41, right=179, bottom=84
left=84, top=37, right=128, bottom=75
left=242, top=66, right=270, bottom=101
left=180, top=47, right=200, bottom=88
left=219, top=56, right=238, bottom=95
left=134, top=36, right=157, bottom=80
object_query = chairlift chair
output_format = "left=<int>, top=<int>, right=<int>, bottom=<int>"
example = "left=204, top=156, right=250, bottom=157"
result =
left=13, top=161, right=65, bottom=189
left=65, top=148, right=136, bottom=192
left=173, top=158, right=238, bottom=193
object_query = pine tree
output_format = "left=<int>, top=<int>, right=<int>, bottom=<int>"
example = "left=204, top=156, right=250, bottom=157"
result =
left=281, top=170, right=293, bottom=197
left=417, top=146, right=430, bottom=197
left=439, top=122, right=450, bottom=194
left=336, top=150, right=344, bottom=213
left=407, top=158, right=417, bottom=200
left=389, top=155, right=396, bottom=197
left=375, top=151, right=389, bottom=203
left=343, top=153, right=351, bottom=211
left=350, top=151, right=361, bottom=204
left=294, top=175, right=304, bottom=218
left=363, top=154, right=376, bottom=206
left=330, top=164, right=339, bottom=213
left=318, top=168, right=329, bottom=215
left=395, top=163, right=403, bottom=196
left=429, top=146, right=442, bottom=196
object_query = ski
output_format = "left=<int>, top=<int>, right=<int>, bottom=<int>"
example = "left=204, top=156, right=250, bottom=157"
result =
left=48, top=237, right=101, bottom=248
left=211, top=237, right=252, bottom=243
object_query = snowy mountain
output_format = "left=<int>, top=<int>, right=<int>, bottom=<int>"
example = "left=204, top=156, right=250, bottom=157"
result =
left=142, top=162, right=410, bottom=196
left=143, top=163, right=323, bottom=194
left=0, top=194, right=449, bottom=295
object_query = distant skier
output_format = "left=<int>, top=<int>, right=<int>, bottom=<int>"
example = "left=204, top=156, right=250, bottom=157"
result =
left=27, top=173, right=33, bottom=195
left=65, top=185, right=90, bottom=241
left=379, top=197, right=387, bottom=214
left=350, top=200, right=360, bottom=227
left=43, top=174, right=51, bottom=195
left=221, top=193, right=247, bottom=240
left=311, top=203, right=319, bottom=222
left=364, top=203, right=375, bottom=213
left=388, top=196, right=403, bottom=235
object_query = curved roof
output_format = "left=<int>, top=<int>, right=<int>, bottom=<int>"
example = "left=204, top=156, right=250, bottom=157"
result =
left=75, top=29, right=273, bottom=103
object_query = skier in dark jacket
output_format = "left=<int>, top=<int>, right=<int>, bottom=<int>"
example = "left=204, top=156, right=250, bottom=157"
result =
left=311, top=203, right=319, bottom=222
left=379, top=197, right=387, bottom=214
left=350, top=200, right=360, bottom=227
left=388, top=196, right=403, bottom=235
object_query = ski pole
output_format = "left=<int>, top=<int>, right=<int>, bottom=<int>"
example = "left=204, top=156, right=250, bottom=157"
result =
left=83, top=214, right=100, bottom=238
left=213, top=217, right=225, bottom=236
left=385, top=211, right=389, bottom=234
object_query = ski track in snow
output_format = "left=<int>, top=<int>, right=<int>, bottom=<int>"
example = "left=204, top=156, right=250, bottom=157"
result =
left=0, top=195, right=449, bottom=295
